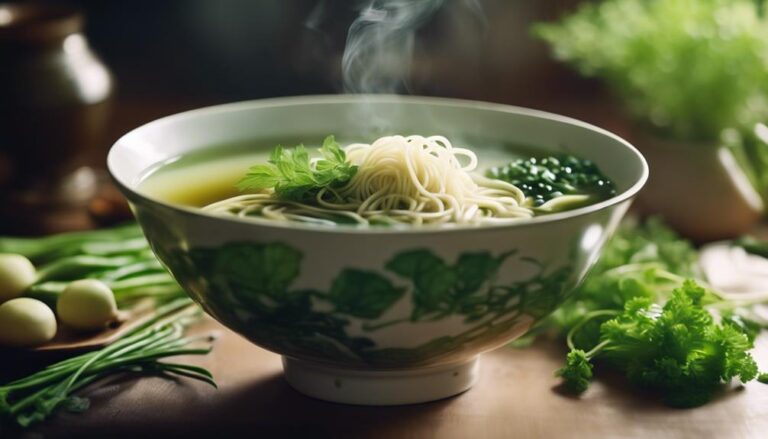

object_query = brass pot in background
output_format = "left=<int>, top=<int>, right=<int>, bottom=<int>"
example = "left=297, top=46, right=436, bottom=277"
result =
left=0, top=3, right=113, bottom=234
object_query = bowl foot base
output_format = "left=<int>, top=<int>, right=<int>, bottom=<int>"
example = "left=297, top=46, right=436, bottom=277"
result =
left=282, top=356, right=480, bottom=405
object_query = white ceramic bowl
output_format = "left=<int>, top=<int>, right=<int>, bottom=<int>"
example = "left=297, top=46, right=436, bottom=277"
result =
left=108, top=95, right=647, bottom=405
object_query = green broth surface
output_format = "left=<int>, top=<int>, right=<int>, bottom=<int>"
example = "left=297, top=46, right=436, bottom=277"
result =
left=138, top=138, right=539, bottom=208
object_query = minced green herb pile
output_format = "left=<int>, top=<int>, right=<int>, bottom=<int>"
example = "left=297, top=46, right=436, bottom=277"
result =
left=487, top=155, right=616, bottom=206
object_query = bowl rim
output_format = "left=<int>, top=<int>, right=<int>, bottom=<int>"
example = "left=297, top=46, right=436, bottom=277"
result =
left=108, top=94, right=648, bottom=235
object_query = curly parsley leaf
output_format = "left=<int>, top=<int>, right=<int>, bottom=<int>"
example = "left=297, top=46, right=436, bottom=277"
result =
left=559, top=280, right=760, bottom=407
left=536, top=217, right=766, bottom=407
left=556, top=349, right=593, bottom=394
left=237, top=135, right=358, bottom=202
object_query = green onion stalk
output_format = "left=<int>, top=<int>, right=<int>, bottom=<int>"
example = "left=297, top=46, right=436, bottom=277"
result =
left=0, top=298, right=216, bottom=427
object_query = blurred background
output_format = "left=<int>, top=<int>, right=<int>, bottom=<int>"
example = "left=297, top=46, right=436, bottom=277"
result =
left=2, top=0, right=768, bottom=241
left=68, top=1, right=594, bottom=107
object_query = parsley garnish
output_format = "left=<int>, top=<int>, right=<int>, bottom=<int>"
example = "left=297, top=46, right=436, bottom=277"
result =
left=533, top=218, right=768, bottom=407
left=557, top=280, right=760, bottom=408
left=237, top=135, right=358, bottom=202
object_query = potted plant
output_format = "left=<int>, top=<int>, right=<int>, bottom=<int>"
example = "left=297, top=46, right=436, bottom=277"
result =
left=534, top=0, right=768, bottom=241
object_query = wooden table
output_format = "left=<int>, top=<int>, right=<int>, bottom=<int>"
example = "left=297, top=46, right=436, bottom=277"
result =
left=8, top=318, right=766, bottom=439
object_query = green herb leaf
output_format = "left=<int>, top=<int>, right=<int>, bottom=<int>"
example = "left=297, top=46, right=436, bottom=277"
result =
left=556, top=349, right=594, bottom=394
left=235, top=165, right=282, bottom=190
left=721, top=312, right=762, bottom=343
left=237, top=135, right=358, bottom=202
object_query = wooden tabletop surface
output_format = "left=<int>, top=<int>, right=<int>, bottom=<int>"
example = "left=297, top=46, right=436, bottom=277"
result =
left=8, top=317, right=766, bottom=439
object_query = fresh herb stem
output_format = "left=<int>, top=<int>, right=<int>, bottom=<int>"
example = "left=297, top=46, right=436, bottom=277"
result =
left=0, top=299, right=215, bottom=427
left=565, top=310, right=620, bottom=351
left=0, top=226, right=215, bottom=427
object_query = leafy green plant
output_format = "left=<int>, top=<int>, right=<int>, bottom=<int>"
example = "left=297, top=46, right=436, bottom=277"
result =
left=237, top=135, right=358, bottom=201
left=0, top=226, right=219, bottom=428
left=535, top=0, right=768, bottom=142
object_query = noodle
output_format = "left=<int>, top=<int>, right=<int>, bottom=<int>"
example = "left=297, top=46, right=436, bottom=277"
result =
left=203, top=135, right=534, bottom=227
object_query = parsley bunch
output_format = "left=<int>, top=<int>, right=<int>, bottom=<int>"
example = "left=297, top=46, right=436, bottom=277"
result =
left=237, top=135, right=358, bottom=202
left=558, top=280, right=759, bottom=408
left=532, top=218, right=768, bottom=407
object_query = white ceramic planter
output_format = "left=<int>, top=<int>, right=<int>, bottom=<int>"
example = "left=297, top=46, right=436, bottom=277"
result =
left=633, top=133, right=763, bottom=242
left=108, top=95, right=647, bottom=405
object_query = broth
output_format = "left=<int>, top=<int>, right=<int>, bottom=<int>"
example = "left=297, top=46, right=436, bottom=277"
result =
left=138, top=138, right=536, bottom=208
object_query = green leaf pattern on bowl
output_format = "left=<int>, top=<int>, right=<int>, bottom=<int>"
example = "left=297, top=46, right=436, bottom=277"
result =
left=171, top=241, right=573, bottom=367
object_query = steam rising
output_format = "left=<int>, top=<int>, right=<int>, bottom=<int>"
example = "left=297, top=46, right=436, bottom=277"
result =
left=342, top=0, right=446, bottom=93
left=304, top=0, right=484, bottom=95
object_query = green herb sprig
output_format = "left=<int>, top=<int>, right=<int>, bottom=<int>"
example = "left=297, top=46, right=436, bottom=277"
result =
left=534, top=217, right=768, bottom=407
left=237, top=135, right=358, bottom=202
left=557, top=280, right=759, bottom=408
